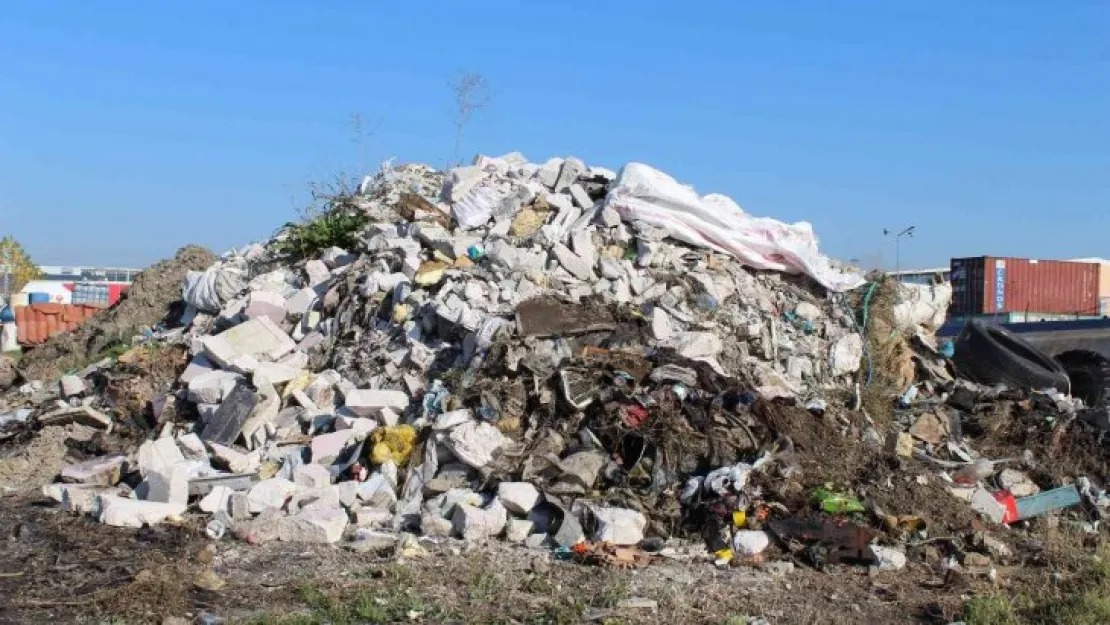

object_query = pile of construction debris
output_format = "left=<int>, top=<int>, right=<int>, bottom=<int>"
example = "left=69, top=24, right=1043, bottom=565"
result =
left=3, top=154, right=1106, bottom=575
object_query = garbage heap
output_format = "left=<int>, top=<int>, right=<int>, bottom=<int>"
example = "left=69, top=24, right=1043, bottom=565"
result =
left=14, top=153, right=926, bottom=561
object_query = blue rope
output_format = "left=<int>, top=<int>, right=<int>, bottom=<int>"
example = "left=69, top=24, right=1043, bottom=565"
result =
left=842, top=281, right=880, bottom=388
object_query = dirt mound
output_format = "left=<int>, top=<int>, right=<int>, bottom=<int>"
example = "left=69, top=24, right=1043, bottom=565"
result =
left=0, top=423, right=96, bottom=492
left=16, top=246, right=216, bottom=382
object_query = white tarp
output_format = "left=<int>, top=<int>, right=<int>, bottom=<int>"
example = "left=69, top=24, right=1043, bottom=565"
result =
left=1, top=322, right=18, bottom=352
left=893, top=282, right=952, bottom=331
left=183, top=267, right=246, bottom=313
left=603, top=163, right=865, bottom=292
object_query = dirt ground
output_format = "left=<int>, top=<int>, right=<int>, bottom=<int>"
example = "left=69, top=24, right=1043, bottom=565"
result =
left=0, top=492, right=986, bottom=625
left=1, top=399, right=1105, bottom=624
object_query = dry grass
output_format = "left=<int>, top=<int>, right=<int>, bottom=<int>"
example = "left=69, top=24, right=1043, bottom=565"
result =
left=853, top=276, right=909, bottom=427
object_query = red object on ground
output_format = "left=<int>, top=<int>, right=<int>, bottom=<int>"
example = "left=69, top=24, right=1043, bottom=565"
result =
left=992, top=490, right=1019, bottom=524
left=620, top=405, right=649, bottom=428
left=14, top=303, right=106, bottom=345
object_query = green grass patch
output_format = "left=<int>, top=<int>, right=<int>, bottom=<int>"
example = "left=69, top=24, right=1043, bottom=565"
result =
left=273, top=209, right=369, bottom=263
left=237, top=582, right=455, bottom=625
left=965, top=595, right=1021, bottom=625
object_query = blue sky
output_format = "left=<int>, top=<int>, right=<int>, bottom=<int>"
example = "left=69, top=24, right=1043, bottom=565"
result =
left=1, top=1, right=1107, bottom=270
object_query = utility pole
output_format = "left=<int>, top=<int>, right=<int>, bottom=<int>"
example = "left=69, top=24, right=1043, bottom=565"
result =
left=883, top=226, right=915, bottom=280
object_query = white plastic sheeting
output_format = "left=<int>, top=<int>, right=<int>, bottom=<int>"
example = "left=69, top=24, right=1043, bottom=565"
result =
left=182, top=267, right=246, bottom=313
left=1, top=322, right=18, bottom=352
left=892, top=282, right=952, bottom=331
left=604, top=163, right=865, bottom=292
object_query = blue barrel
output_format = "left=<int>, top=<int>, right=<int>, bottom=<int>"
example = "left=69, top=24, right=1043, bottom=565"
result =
left=0, top=306, right=12, bottom=323
left=28, top=292, right=50, bottom=305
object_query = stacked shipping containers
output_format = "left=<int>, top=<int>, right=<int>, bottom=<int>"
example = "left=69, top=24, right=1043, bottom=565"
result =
left=949, top=257, right=1101, bottom=320
left=70, top=282, right=129, bottom=306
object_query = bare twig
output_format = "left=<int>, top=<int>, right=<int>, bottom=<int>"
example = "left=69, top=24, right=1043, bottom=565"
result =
left=449, top=71, right=491, bottom=167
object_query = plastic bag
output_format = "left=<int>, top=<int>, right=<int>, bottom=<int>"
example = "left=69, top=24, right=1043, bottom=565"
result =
left=182, top=267, right=246, bottom=313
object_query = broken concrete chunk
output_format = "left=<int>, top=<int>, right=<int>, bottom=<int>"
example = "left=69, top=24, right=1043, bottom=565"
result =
left=505, top=518, right=535, bottom=543
left=829, top=333, right=864, bottom=377
left=348, top=529, right=399, bottom=552
left=207, top=441, right=260, bottom=474
left=199, top=486, right=233, bottom=514
left=199, top=384, right=258, bottom=445
left=253, top=362, right=304, bottom=386
left=454, top=185, right=501, bottom=229
left=96, top=495, right=186, bottom=528
left=553, top=157, right=585, bottom=192
left=304, top=260, right=331, bottom=287
left=535, top=158, right=563, bottom=189
left=60, top=455, right=125, bottom=486
left=43, top=483, right=110, bottom=514
left=551, top=243, right=594, bottom=281
left=343, top=389, right=409, bottom=418
left=285, top=287, right=318, bottom=317
left=138, top=437, right=186, bottom=478
left=335, top=416, right=378, bottom=436
left=498, top=482, right=542, bottom=515
left=551, top=506, right=586, bottom=548
left=650, top=307, right=674, bottom=341
left=550, top=451, right=606, bottom=495
left=999, top=469, right=1040, bottom=497
left=244, top=290, right=287, bottom=325
left=311, top=430, right=359, bottom=465
left=664, top=332, right=723, bottom=360
left=247, top=478, right=296, bottom=513
left=141, top=460, right=191, bottom=506
left=568, top=183, right=594, bottom=209
left=60, top=374, right=86, bottom=398
left=294, top=463, right=333, bottom=489
left=228, top=492, right=251, bottom=520
left=354, top=507, right=393, bottom=528
left=598, top=206, right=622, bottom=228
left=278, top=506, right=348, bottom=544
left=592, top=507, right=647, bottom=545
left=452, top=500, right=508, bottom=541
left=320, top=247, right=356, bottom=269
left=176, top=433, right=208, bottom=462
left=38, top=405, right=113, bottom=430
left=202, top=317, right=296, bottom=373
left=187, top=370, right=243, bottom=404
left=443, top=165, right=485, bottom=202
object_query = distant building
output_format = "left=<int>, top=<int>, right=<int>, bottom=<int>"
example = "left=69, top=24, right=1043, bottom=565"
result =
left=36, top=265, right=140, bottom=283
left=887, top=267, right=950, bottom=285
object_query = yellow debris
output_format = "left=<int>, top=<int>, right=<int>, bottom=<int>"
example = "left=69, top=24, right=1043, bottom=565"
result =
left=414, top=261, right=449, bottom=287
left=392, top=304, right=411, bottom=324
left=281, top=371, right=315, bottom=401
left=510, top=209, right=546, bottom=237
left=370, top=425, right=417, bottom=465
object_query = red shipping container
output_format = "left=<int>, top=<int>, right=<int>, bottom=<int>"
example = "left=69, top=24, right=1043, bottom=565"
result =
left=950, top=257, right=1100, bottom=316
left=107, top=283, right=129, bottom=305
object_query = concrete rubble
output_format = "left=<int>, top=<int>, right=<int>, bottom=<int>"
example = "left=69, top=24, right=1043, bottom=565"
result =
left=7, top=150, right=1104, bottom=589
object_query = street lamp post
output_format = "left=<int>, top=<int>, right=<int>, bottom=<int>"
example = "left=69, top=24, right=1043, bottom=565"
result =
left=883, top=226, right=915, bottom=280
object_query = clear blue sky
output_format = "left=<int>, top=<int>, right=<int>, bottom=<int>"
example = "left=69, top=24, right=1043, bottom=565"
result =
left=1, top=1, right=1107, bottom=270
